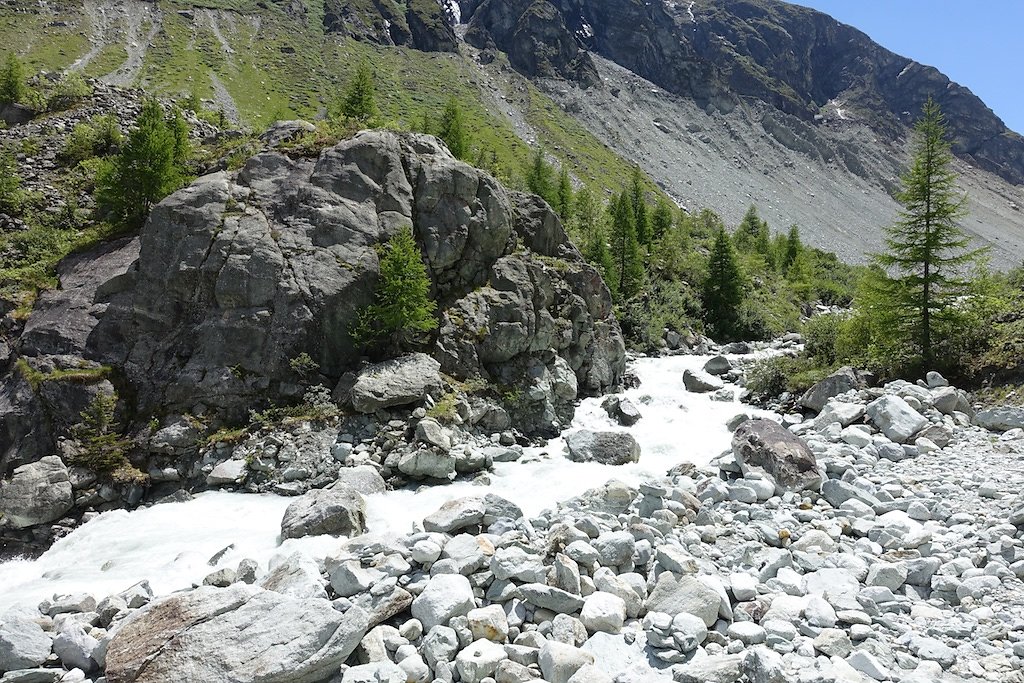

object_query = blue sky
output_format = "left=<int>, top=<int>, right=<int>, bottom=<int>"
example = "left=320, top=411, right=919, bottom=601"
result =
left=790, top=1, right=1024, bottom=134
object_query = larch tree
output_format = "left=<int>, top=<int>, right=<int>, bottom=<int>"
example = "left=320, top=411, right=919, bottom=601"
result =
left=869, top=97, right=987, bottom=370
left=438, top=97, right=470, bottom=161
left=628, top=168, right=650, bottom=246
left=703, top=227, right=745, bottom=341
left=609, top=191, right=644, bottom=299
left=340, top=60, right=378, bottom=122
left=555, top=166, right=574, bottom=223
left=651, top=197, right=674, bottom=242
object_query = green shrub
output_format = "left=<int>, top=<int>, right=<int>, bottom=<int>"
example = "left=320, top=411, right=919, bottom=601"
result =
left=47, top=72, right=92, bottom=111
left=59, top=115, right=122, bottom=166
left=0, top=53, right=25, bottom=105
left=803, top=313, right=843, bottom=365
left=0, top=150, right=23, bottom=214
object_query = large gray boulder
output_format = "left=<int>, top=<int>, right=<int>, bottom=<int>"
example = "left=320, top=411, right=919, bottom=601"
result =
left=865, top=395, right=928, bottom=443
left=350, top=354, right=442, bottom=413
left=800, top=367, right=866, bottom=412
left=280, top=487, right=367, bottom=540
left=974, top=406, right=1024, bottom=432
left=0, top=613, right=54, bottom=671
left=104, top=584, right=369, bottom=683
left=0, top=456, right=74, bottom=529
left=565, top=430, right=641, bottom=465
left=732, top=419, right=822, bottom=494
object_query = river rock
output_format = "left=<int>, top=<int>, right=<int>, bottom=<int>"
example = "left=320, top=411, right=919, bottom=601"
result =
left=341, top=661, right=406, bottom=683
left=280, top=487, right=367, bottom=540
left=350, top=354, right=442, bottom=413
left=335, top=465, right=387, bottom=495
left=682, top=368, right=724, bottom=393
left=454, top=638, right=507, bottom=683
left=800, top=367, right=865, bottom=412
left=645, top=573, right=721, bottom=627
left=0, top=456, right=73, bottom=528
left=564, top=430, right=641, bottom=465
left=410, top=574, right=476, bottom=631
left=104, top=584, right=369, bottom=683
left=397, top=449, right=456, bottom=480
left=0, top=614, right=53, bottom=671
left=601, top=396, right=642, bottom=426
left=538, top=641, right=594, bottom=683
left=732, top=419, right=821, bottom=494
left=580, top=592, right=626, bottom=634
left=703, top=355, right=733, bottom=376
left=423, top=497, right=486, bottom=533
left=974, top=406, right=1024, bottom=432
left=865, top=395, right=928, bottom=443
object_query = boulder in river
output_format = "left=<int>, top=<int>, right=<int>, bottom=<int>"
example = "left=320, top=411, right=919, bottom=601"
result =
left=565, top=430, right=641, bottom=465
left=682, top=368, right=723, bottom=393
left=280, top=487, right=367, bottom=540
left=601, top=396, right=642, bottom=426
left=104, top=584, right=369, bottom=683
left=732, top=418, right=822, bottom=494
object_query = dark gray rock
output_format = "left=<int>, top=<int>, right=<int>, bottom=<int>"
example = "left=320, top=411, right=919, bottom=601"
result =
left=800, top=367, right=866, bottom=413
left=974, top=406, right=1024, bottom=432
left=280, top=487, right=367, bottom=540
left=0, top=456, right=74, bottom=529
left=601, top=396, right=641, bottom=426
left=732, top=419, right=821, bottom=494
left=565, top=430, right=641, bottom=466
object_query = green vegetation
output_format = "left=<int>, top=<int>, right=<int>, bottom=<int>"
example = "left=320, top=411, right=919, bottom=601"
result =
left=336, top=59, right=378, bottom=123
left=703, top=228, right=745, bottom=341
left=859, top=98, right=987, bottom=373
left=0, top=52, right=25, bottom=104
left=46, top=72, right=91, bottom=111
left=437, top=96, right=470, bottom=161
left=0, top=149, right=24, bottom=214
left=288, top=352, right=321, bottom=377
left=95, top=99, right=191, bottom=227
left=72, top=392, right=145, bottom=485
left=16, top=358, right=111, bottom=391
left=749, top=101, right=1023, bottom=393
left=59, top=115, right=122, bottom=166
left=353, top=226, right=438, bottom=354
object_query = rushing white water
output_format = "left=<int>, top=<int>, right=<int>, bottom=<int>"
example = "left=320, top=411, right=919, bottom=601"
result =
left=0, top=353, right=772, bottom=613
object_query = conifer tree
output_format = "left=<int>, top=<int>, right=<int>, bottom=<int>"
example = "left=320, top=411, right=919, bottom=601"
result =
left=782, top=224, right=803, bottom=271
left=0, top=52, right=25, bottom=105
left=95, top=99, right=187, bottom=226
left=525, top=146, right=556, bottom=207
left=703, top=227, right=745, bottom=341
left=609, top=192, right=643, bottom=299
left=555, top=167, right=574, bottom=222
left=651, top=198, right=674, bottom=242
left=354, top=226, right=438, bottom=354
left=869, top=98, right=987, bottom=370
left=734, top=205, right=764, bottom=252
left=340, top=60, right=377, bottom=122
left=438, top=96, right=470, bottom=161
left=628, top=168, right=650, bottom=246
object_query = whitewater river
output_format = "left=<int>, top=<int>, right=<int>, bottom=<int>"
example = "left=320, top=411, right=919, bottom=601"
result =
left=0, top=353, right=774, bottom=612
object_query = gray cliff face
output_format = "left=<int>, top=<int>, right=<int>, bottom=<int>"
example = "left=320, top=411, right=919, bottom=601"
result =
left=2, top=130, right=625, bottom=486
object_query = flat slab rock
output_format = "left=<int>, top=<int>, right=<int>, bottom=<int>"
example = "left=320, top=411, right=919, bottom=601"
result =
left=349, top=353, right=442, bottom=413
left=104, top=584, right=369, bottom=683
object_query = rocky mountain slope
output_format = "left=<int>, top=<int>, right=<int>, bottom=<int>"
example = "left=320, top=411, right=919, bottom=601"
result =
left=2, top=0, right=1022, bottom=265
left=0, top=127, right=625, bottom=551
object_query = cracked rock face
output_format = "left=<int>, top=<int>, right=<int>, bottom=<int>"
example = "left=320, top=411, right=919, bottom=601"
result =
left=5, top=130, right=622, bottom=453
left=104, top=584, right=370, bottom=683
